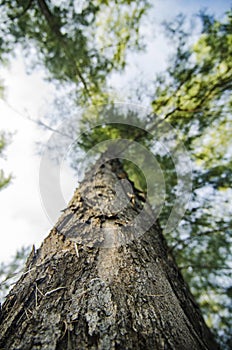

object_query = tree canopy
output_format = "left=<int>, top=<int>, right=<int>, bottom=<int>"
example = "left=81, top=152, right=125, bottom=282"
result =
left=0, top=1, right=231, bottom=348
left=0, top=0, right=150, bottom=103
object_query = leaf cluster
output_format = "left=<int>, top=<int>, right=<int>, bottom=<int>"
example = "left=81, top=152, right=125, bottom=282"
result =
left=0, top=0, right=150, bottom=102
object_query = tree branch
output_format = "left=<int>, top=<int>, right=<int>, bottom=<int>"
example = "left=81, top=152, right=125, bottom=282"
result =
left=37, top=0, right=89, bottom=94
left=3, top=100, right=72, bottom=140
left=8, top=0, right=33, bottom=21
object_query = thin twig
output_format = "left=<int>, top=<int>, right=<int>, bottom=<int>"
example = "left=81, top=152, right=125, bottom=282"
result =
left=74, top=243, right=79, bottom=258
left=145, top=293, right=166, bottom=297
left=44, top=286, right=66, bottom=296
left=2, top=100, right=72, bottom=139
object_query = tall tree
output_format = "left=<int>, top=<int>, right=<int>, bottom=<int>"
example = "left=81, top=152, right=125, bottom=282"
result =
left=0, top=154, right=219, bottom=349
left=0, top=1, right=231, bottom=348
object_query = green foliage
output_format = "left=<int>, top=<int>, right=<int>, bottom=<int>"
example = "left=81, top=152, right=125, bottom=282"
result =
left=0, top=169, right=11, bottom=190
left=0, top=132, right=11, bottom=191
left=0, top=0, right=150, bottom=103
left=0, top=246, right=30, bottom=302
left=152, top=13, right=232, bottom=134
left=78, top=104, right=151, bottom=150
left=151, top=10, right=232, bottom=348
left=0, top=78, right=4, bottom=98
left=0, top=74, right=11, bottom=190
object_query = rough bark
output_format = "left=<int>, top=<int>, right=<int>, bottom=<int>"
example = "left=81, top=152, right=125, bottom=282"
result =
left=0, top=157, right=219, bottom=349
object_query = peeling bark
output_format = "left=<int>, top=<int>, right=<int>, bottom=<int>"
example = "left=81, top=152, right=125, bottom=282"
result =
left=0, top=157, right=219, bottom=349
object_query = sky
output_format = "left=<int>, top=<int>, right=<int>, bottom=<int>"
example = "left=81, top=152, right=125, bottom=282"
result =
left=0, top=0, right=231, bottom=263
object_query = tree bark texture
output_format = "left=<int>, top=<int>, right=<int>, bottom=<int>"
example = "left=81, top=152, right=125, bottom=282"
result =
left=0, top=157, right=219, bottom=349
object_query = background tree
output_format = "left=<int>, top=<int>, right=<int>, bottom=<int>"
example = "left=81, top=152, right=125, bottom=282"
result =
left=149, top=12, right=232, bottom=348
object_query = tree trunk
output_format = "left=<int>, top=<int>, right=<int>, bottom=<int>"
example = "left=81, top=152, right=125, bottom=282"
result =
left=0, top=157, right=219, bottom=349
